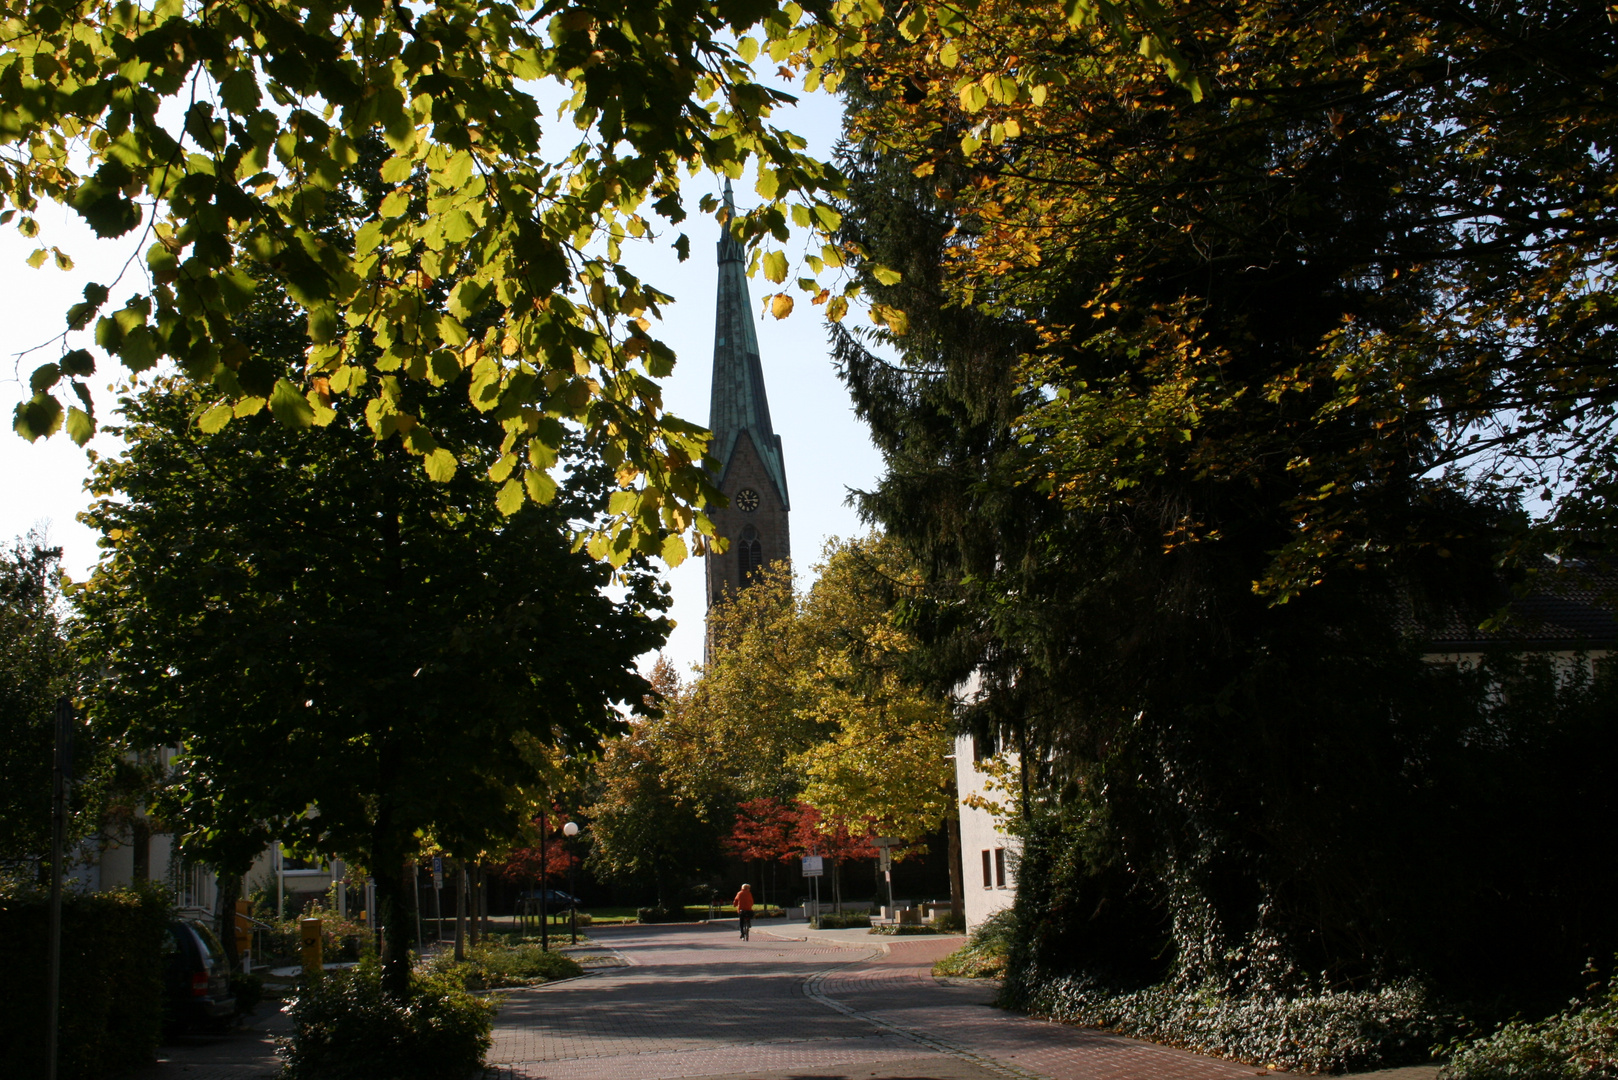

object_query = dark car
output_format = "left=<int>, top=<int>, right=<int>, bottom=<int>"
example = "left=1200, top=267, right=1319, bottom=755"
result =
left=517, top=889, right=581, bottom=910
left=162, top=919, right=235, bottom=1032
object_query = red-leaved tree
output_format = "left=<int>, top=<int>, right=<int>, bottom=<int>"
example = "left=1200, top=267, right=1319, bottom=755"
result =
left=791, top=804, right=877, bottom=912
left=724, top=797, right=802, bottom=908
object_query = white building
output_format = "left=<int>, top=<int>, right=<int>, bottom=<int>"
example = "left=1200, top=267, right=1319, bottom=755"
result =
left=953, top=731, right=1019, bottom=931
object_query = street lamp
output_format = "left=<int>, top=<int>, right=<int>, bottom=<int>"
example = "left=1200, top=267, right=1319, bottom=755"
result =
left=562, top=822, right=580, bottom=944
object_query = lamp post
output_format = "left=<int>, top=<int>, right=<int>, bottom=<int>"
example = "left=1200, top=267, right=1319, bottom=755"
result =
left=562, top=822, right=580, bottom=944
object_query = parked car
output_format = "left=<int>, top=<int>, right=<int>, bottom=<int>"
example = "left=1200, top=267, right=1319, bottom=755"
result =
left=517, top=889, right=581, bottom=910
left=162, top=919, right=235, bottom=1032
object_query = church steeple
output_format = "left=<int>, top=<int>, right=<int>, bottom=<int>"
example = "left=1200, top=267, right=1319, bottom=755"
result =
left=708, top=178, right=789, bottom=509
left=705, top=177, right=791, bottom=630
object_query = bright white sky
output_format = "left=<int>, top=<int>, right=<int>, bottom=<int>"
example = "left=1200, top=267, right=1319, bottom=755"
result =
left=0, top=83, right=882, bottom=680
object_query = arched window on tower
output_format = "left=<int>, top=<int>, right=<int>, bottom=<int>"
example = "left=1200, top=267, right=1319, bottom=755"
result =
left=738, top=525, right=764, bottom=584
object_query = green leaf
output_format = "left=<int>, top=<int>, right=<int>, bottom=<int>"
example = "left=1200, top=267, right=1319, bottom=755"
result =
left=496, top=478, right=525, bottom=515
left=26, top=248, right=48, bottom=269
left=30, top=363, right=61, bottom=393
left=13, top=393, right=63, bottom=441
left=524, top=468, right=557, bottom=505
left=424, top=447, right=457, bottom=482
left=489, top=452, right=519, bottom=483
left=220, top=69, right=261, bottom=113
left=380, top=155, right=414, bottom=184
left=198, top=404, right=234, bottom=434
left=59, top=350, right=95, bottom=377
left=308, top=305, right=337, bottom=344
left=762, top=250, right=788, bottom=284
left=119, top=326, right=158, bottom=371
left=660, top=533, right=689, bottom=567
left=64, top=406, right=94, bottom=446
left=269, top=378, right=316, bottom=428
left=871, top=265, right=902, bottom=286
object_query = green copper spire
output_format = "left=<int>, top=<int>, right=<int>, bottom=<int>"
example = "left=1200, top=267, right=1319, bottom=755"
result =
left=709, top=177, right=789, bottom=509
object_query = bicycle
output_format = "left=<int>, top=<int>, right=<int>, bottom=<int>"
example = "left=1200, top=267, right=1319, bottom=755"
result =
left=738, top=909, right=753, bottom=941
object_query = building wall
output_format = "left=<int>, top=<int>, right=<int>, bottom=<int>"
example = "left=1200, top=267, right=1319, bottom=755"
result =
left=953, top=733, right=1019, bottom=931
left=706, top=429, right=791, bottom=605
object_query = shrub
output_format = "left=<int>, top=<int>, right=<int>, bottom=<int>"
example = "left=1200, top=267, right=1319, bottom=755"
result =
left=426, top=941, right=583, bottom=990
left=0, top=886, right=169, bottom=1079
left=1018, top=972, right=1446, bottom=1074
left=280, top=958, right=495, bottom=1080
left=814, top=911, right=872, bottom=929
left=931, top=910, right=966, bottom=933
left=231, top=971, right=266, bottom=1014
left=934, top=909, right=1016, bottom=979
left=1441, top=974, right=1618, bottom=1080
left=870, top=924, right=941, bottom=935
left=260, top=912, right=372, bottom=965
left=637, top=905, right=682, bottom=923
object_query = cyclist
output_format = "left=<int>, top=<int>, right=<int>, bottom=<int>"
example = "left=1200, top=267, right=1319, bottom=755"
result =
left=733, top=883, right=755, bottom=940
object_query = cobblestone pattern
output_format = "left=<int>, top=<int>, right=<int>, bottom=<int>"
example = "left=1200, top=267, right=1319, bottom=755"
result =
left=489, top=923, right=890, bottom=1071
left=816, top=938, right=1282, bottom=1080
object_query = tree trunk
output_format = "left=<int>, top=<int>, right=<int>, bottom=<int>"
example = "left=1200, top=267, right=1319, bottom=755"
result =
left=454, top=861, right=467, bottom=962
left=214, top=871, right=242, bottom=973
left=470, top=864, right=482, bottom=945
left=832, top=858, right=842, bottom=913
left=480, top=863, right=491, bottom=940
left=947, top=811, right=964, bottom=924
left=374, top=855, right=416, bottom=997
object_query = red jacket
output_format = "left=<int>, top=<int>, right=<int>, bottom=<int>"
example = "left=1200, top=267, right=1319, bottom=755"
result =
left=733, top=887, right=755, bottom=912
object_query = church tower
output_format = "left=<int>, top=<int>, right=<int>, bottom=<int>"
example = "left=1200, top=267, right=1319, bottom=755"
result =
left=705, top=178, right=790, bottom=628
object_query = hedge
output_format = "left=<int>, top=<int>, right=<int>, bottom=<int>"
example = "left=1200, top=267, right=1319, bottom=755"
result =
left=0, top=887, right=170, bottom=1078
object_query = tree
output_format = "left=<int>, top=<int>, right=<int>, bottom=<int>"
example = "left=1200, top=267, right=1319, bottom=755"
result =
left=0, top=0, right=874, bottom=569
left=74, top=343, right=668, bottom=990
left=584, top=659, right=727, bottom=907
left=0, top=536, right=88, bottom=879
left=840, top=0, right=1618, bottom=592
left=793, top=537, right=955, bottom=841
left=722, top=796, right=800, bottom=908
left=789, top=802, right=875, bottom=913
left=830, top=0, right=1618, bottom=1006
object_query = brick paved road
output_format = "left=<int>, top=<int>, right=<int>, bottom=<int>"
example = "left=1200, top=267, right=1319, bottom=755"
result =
left=127, top=921, right=1441, bottom=1080
left=490, top=923, right=1342, bottom=1080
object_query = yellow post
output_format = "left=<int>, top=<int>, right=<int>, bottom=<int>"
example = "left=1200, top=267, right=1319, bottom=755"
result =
left=299, top=917, right=323, bottom=980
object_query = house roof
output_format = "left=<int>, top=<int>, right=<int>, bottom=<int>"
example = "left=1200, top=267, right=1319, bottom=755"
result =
left=1411, top=561, right=1618, bottom=651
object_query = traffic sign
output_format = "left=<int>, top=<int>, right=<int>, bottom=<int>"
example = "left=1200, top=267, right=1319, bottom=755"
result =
left=873, top=836, right=902, bottom=847
left=802, top=855, right=824, bottom=877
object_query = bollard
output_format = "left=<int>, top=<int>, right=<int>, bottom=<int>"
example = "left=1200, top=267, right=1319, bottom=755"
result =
left=300, top=917, right=323, bottom=980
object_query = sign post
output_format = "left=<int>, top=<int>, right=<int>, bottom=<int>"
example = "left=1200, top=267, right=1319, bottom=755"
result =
left=872, top=838, right=903, bottom=916
left=432, top=856, right=444, bottom=941
left=801, top=855, right=823, bottom=927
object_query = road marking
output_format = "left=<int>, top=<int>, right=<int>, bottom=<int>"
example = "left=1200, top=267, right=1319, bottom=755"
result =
left=802, top=968, right=1050, bottom=1080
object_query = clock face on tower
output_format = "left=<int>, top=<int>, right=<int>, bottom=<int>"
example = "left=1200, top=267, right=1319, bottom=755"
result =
left=735, top=487, right=760, bottom=513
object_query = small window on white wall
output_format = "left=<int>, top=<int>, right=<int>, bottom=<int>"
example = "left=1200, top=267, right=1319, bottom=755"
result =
left=981, top=849, right=992, bottom=889
left=994, top=847, right=1007, bottom=888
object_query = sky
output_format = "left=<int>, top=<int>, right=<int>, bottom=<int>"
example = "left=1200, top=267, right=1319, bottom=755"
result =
left=0, top=81, right=883, bottom=680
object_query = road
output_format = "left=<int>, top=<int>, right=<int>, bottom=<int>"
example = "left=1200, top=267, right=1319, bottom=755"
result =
left=491, top=922, right=1339, bottom=1080
left=127, top=920, right=1442, bottom=1080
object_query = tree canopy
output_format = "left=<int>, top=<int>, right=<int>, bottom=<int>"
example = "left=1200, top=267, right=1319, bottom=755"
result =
left=842, top=0, right=1618, bottom=592
left=831, top=0, right=1618, bottom=1009
left=73, top=316, right=668, bottom=983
